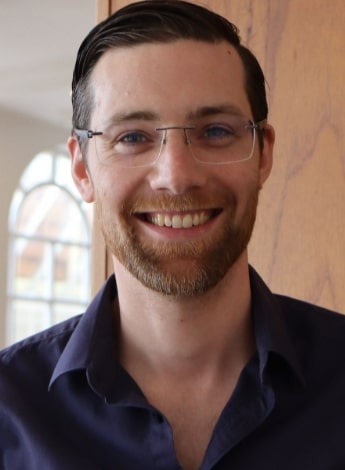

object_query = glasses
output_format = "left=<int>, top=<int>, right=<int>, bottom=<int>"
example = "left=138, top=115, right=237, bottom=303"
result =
left=74, top=115, right=265, bottom=168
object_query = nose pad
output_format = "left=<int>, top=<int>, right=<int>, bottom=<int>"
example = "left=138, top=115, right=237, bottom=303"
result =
left=155, top=125, right=195, bottom=162
left=150, top=126, right=206, bottom=194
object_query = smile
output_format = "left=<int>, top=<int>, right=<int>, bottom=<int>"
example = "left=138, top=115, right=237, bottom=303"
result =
left=145, top=211, right=214, bottom=229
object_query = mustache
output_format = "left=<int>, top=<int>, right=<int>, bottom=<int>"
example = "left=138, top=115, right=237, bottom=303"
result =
left=126, top=191, right=236, bottom=214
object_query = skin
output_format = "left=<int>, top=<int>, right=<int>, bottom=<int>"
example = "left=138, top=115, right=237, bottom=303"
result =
left=68, top=39, right=274, bottom=470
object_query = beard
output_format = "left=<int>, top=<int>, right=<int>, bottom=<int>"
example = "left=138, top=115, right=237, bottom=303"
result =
left=96, top=185, right=260, bottom=298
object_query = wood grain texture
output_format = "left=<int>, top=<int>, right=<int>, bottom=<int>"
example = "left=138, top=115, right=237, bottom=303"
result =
left=93, top=0, right=345, bottom=312
left=200, top=0, right=345, bottom=312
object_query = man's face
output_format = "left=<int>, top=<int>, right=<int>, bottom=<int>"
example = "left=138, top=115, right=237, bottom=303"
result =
left=70, top=40, right=273, bottom=298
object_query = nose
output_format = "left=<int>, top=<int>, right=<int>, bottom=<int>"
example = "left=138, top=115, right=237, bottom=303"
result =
left=149, top=127, right=207, bottom=194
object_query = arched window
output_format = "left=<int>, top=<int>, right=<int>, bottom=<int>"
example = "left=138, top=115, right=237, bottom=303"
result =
left=6, top=146, right=93, bottom=345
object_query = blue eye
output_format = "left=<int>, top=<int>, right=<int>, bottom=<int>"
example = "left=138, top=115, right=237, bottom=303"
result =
left=120, top=132, right=150, bottom=144
left=111, top=130, right=156, bottom=157
left=203, top=125, right=233, bottom=139
left=193, top=121, right=243, bottom=149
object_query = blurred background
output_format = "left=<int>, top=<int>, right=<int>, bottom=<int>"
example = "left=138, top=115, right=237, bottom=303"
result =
left=0, top=0, right=96, bottom=347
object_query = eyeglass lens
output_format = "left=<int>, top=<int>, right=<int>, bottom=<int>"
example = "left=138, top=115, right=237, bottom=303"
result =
left=93, top=115, right=257, bottom=167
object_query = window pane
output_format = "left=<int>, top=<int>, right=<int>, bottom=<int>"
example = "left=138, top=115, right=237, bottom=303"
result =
left=15, top=185, right=89, bottom=243
left=7, top=150, right=92, bottom=347
left=53, top=244, right=91, bottom=300
left=46, top=191, right=89, bottom=243
left=15, top=185, right=60, bottom=236
left=12, top=238, right=52, bottom=298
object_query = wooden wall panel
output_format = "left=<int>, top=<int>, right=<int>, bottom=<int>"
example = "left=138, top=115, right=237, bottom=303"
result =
left=219, top=0, right=345, bottom=311
left=97, top=0, right=111, bottom=21
left=93, top=0, right=345, bottom=313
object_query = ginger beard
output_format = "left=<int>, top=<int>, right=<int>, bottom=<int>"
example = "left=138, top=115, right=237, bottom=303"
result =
left=96, top=184, right=260, bottom=298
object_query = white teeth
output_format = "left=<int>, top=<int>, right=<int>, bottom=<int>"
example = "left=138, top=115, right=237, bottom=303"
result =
left=150, top=211, right=210, bottom=229
left=193, top=213, right=200, bottom=226
left=182, top=214, right=193, bottom=228
left=156, top=214, right=165, bottom=226
left=172, top=215, right=182, bottom=228
left=165, top=215, right=172, bottom=227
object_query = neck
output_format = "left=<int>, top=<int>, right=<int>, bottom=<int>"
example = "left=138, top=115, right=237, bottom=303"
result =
left=113, top=253, right=255, bottom=383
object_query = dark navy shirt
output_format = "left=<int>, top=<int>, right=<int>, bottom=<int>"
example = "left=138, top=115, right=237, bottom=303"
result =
left=1, top=267, right=345, bottom=469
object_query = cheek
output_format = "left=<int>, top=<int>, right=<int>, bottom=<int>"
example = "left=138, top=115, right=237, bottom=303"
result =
left=218, top=163, right=260, bottom=192
left=92, top=171, right=117, bottom=213
left=93, top=167, right=141, bottom=210
left=220, top=166, right=261, bottom=216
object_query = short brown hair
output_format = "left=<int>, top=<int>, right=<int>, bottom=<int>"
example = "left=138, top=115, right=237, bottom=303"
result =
left=72, top=0, right=268, bottom=146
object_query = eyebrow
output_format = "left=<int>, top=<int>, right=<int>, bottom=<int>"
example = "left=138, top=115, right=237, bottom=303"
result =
left=102, top=104, right=247, bottom=130
left=103, top=110, right=159, bottom=131
left=187, top=104, right=246, bottom=120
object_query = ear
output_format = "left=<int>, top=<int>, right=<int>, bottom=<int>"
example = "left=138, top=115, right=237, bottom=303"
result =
left=68, top=135, right=95, bottom=203
left=258, top=123, right=275, bottom=188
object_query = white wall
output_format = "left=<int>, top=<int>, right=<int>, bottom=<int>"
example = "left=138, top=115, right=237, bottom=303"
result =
left=0, top=107, right=68, bottom=348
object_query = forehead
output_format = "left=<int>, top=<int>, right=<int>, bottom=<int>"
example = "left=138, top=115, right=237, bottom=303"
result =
left=89, top=40, right=250, bottom=124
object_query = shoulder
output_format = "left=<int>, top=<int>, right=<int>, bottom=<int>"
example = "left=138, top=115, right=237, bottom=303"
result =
left=275, top=294, right=345, bottom=329
left=274, top=294, right=345, bottom=369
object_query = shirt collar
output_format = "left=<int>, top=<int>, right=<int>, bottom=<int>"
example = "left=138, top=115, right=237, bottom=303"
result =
left=49, top=275, right=117, bottom=389
left=49, top=275, right=147, bottom=405
left=50, top=267, right=305, bottom=393
left=249, top=266, right=305, bottom=385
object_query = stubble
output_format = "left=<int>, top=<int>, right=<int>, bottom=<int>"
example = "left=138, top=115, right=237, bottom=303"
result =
left=96, top=186, right=260, bottom=298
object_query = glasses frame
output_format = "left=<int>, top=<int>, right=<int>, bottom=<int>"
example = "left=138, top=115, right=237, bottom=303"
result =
left=73, top=118, right=266, bottom=167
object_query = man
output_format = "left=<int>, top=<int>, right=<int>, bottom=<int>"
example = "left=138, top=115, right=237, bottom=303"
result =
left=1, top=1, right=345, bottom=469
